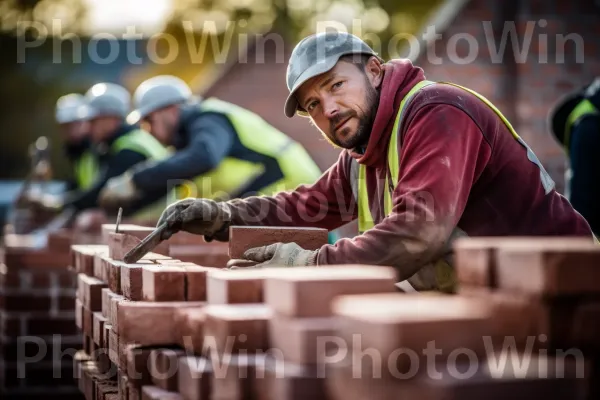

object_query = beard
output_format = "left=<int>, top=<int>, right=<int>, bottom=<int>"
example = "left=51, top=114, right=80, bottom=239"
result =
left=328, top=83, right=380, bottom=149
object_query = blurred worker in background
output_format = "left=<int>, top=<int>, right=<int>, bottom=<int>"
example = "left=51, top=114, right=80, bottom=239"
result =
left=153, top=32, right=593, bottom=293
left=99, top=75, right=323, bottom=214
left=550, top=77, right=600, bottom=236
left=55, top=93, right=98, bottom=191
left=41, top=82, right=171, bottom=224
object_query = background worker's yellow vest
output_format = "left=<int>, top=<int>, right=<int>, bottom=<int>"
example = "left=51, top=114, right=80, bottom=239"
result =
left=357, top=80, right=555, bottom=292
left=73, top=150, right=98, bottom=190
left=180, top=98, right=322, bottom=200
left=110, top=129, right=174, bottom=221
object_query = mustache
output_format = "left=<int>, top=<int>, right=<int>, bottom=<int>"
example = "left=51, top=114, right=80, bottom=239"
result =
left=329, top=110, right=356, bottom=132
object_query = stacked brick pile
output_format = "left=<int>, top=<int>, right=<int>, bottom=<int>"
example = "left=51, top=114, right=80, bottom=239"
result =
left=71, top=226, right=598, bottom=400
left=0, top=229, right=103, bottom=399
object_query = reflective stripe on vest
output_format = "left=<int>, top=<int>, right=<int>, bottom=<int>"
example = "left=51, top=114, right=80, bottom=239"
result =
left=184, top=98, right=322, bottom=200
left=564, top=98, right=599, bottom=150
left=74, top=150, right=98, bottom=190
left=356, top=80, right=557, bottom=291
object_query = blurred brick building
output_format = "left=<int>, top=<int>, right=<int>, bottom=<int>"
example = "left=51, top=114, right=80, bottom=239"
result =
left=413, top=0, right=600, bottom=193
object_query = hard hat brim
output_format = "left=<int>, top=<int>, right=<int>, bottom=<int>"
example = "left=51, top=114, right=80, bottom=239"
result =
left=284, top=54, right=342, bottom=118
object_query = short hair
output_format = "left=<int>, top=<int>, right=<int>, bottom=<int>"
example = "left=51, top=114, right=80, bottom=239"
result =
left=339, top=53, right=382, bottom=72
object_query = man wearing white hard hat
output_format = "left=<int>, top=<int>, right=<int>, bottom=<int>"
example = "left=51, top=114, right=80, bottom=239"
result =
left=99, top=75, right=323, bottom=209
left=50, top=82, right=172, bottom=222
left=55, top=93, right=98, bottom=191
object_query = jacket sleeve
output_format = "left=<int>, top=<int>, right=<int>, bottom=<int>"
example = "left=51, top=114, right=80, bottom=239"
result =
left=131, top=113, right=234, bottom=192
left=65, top=150, right=147, bottom=212
left=226, top=151, right=357, bottom=231
left=316, top=104, right=492, bottom=279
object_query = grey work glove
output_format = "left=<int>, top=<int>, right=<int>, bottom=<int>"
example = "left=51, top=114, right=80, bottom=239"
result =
left=157, top=198, right=232, bottom=241
left=228, top=242, right=319, bottom=269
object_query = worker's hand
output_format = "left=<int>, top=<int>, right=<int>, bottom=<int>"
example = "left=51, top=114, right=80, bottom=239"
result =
left=157, top=198, right=232, bottom=241
left=99, top=173, right=138, bottom=209
left=228, top=242, right=318, bottom=269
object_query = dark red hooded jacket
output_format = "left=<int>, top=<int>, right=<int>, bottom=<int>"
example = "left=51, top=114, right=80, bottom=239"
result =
left=226, top=59, right=593, bottom=281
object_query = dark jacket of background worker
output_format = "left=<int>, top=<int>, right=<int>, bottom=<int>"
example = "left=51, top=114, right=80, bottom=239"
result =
left=55, top=93, right=98, bottom=191
left=60, top=82, right=169, bottom=219
left=98, top=75, right=323, bottom=208
left=550, top=77, right=600, bottom=235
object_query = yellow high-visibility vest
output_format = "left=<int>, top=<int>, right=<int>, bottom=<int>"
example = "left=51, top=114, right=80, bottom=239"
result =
left=357, top=80, right=555, bottom=292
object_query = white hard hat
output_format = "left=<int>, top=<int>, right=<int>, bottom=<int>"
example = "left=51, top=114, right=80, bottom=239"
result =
left=55, top=93, right=90, bottom=124
left=127, top=75, right=192, bottom=124
left=81, top=82, right=131, bottom=119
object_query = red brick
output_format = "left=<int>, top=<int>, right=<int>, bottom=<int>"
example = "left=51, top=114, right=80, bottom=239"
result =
left=177, top=357, right=212, bottom=400
left=109, top=293, right=126, bottom=332
left=149, top=348, right=186, bottom=391
left=96, top=380, right=119, bottom=400
left=109, top=328, right=120, bottom=366
left=117, top=301, right=204, bottom=345
left=175, top=308, right=206, bottom=354
left=103, top=323, right=112, bottom=350
left=206, top=269, right=273, bottom=304
left=211, top=355, right=262, bottom=400
left=93, top=312, right=107, bottom=346
left=141, top=386, right=184, bottom=400
left=83, top=306, right=94, bottom=337
left=264, top=265, right=397, bottom=318
left=72, top=245, right=107, bottom=275
left=127, top=346, right=154, bottom=386
left=30, top=270, right=51, bottom=289
left=121, top=264, right=144, bottom=301
left=228, top=226, right=328, bottom=258
left=79, top=273, right=108, bottom=311
left=58, top=270, right=77, bottom=288
left=100, top=255, right=113, bottom=284
left=109, top=260, right=124, bottom=294
left=2, top=294, right=51, bottom=312
left=142, top=265, right=186, bottom=302
left=108, top=232, right=142, bottom=261
left=495, top=239, right=600, bottom=295
left=268, top=315, right=338, bottom=364
left=182, top=265, right=212, bottom=301
left=204, top=304, right=271, bottom=355
left=76, top=299, right=84, bottom=330
left=27, top=316, right=78, bottom=336
left=106, top=394, right=119, bottom=400
left=168, top=243, right=229, bottom=268
left=332, top=293, right=492, bottom=378
left=254, top=356, right=326, bottom=400
left=0, top=269, right=20, bottom=289
left=119, top=371, right=130, bottom=400
left=128, top=379, right=141, bottom=400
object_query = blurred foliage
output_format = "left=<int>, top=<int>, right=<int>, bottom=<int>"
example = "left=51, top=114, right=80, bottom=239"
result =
left=0, top=0, right=442, bottom=180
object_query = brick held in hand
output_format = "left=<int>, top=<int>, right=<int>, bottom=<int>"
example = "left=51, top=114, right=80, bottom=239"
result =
left=269, top=315, right=339, bottom=365
left=255, top=356, right=327, bottom=400
left=149, top=348, right=186, bottom=391
left=117, top=301, right=205, bottom=346
left=175, top=308, right=206, bottom=354
left=177, top=356, right=213, bottom=400
left=141, top=386, right=184, bottom=400
left=142, top=265, right=186, bottom=302
left=228, top=226, right=328, bottom=258
left=494, top=238, right=600, bottom=296
left=206, top=268, right=277, bottom=304
left=203, top=303, right=272, bottom=355
left=265, top=265, right=397, bottom=318
left=332, top=293, right=492, bottom=377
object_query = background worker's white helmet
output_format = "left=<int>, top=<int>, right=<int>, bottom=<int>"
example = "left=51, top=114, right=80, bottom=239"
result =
left=127, top=75, right=192, bottom=124
left=55, top=93, right=89, bottom=124
left=81, top=82, right=131, bottom=119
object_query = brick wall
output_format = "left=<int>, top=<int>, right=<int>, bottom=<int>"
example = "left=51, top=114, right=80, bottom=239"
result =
left=414, top=0, right=600, bottom=193
left=0, top=245, right=83, bottom=399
